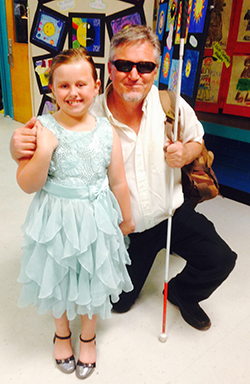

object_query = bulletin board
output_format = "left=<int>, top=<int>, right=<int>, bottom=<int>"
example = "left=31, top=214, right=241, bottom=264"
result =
left=28, top=0, right=154, bottom=116
left=195, top=0, right=250, bottom=118
left=155, top=0, right=214, bottom=109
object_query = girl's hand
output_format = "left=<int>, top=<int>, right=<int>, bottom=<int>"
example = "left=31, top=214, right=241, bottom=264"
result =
left=119, top=218, right=135, bottom=236
left=36, top=121, right=58, bottom=152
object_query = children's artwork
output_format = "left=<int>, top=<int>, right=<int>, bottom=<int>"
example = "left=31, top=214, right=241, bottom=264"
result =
left=189, top=0, right=208, bottom=33
left=106, top=7, right=146, bottom=40
left=166, top=0, right=178, bottom=32
left=181, top=49, right=200, bottom=97
left=37, top=95, right=57, bottom=116
left=30, top=5, right=68, bottom=54
left=196, top=56, right=223, bottom=105
left=156, top=2, right=168, bottom=41
left=159, top=45, right=173, bottom=86
left=237, top=0, right=250, bottom=44
left=156, top=0, right=213, bottom=107
left=196, top=0, right=250, bottom=116
left=175, top=0, right=193, bottom=45
left=205, top=0, right=233, bottom=49
left=154, top=56, right=162, bottom=88
left=168, top=59, right=179, bottom=91
left=223, top=55, right=250, bottom=117
left=68, top=13, right=105, bottom=57
left=33, top=54, right=54, bottom=94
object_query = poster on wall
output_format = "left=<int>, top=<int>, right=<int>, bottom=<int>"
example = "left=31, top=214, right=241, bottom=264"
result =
left=32, top=54, right=55, bottom=95
left=196, top=0, right=250, bottom=117
left=106, top=6, right=146, bottom=40
left=30, top=5, right=68, bottom=54
left=156, top=0, right=213, bottom=108
left=68, top=13, right=105, bottom=57
left=38, top=95, right=57, bottom=116
left=223, top=55, right=250, bottom=117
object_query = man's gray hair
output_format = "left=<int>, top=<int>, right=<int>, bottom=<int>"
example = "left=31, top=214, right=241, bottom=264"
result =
left=109, top=25, right=161, bottom=65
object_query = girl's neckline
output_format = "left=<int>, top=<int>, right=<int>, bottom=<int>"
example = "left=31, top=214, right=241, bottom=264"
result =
left=49, top=113, right=97, bottom=133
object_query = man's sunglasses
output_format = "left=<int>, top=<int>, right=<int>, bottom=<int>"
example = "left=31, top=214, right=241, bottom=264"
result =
left=111, top=60, right=157, bottom=74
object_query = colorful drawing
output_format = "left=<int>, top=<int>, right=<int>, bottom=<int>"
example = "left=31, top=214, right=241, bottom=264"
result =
left=33, top=54, right=54, bottom=94
left=69, top=13, right=105, bottom=57
left=38, top=95, right=57, bottom=116
left=106, top=7, right=146, bottom=39
left=181, top=49, right=199, bottom=97
left=189, top=0, right=208, bottom=33
left=175, top=0, right=193, bottom=44
left=156, top=2, right=168, bottom=41
left=154, top=56, right=162, bottom=88
left=166, top=0, right=178, bottom=32
left=30, top=6, right=68, bottom=54
left=237, top=0, right=250, bottom=43
left=159, top=46, right=173, bottom=86
left=168, top=59, right=179, bottom=91
left=225, top=55, right=250, bottom=113
left=197, top=56, right=213, bottom=101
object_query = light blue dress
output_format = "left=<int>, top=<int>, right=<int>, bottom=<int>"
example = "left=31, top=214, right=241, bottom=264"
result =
left=18, top=114, right=133, bottom=320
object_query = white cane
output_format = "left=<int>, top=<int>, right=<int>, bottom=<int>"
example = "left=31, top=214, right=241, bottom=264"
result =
left=159, top=0, right=188, bottom=343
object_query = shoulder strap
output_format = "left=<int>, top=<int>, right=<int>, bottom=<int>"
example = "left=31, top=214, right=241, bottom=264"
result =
left=159, top=89, right=182, bottom=142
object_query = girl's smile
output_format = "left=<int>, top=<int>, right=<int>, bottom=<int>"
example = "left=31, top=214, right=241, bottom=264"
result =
left=51, top=61, right=100, bottom=120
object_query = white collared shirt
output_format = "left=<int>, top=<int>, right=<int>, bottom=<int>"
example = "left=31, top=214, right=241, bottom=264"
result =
left=91, top=84, right=204, bottom=233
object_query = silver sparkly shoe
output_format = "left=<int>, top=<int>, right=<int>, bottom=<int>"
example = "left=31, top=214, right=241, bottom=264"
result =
left=75, top=334, right=96, bottom=380
left=53, top=332, right=76, bottom=374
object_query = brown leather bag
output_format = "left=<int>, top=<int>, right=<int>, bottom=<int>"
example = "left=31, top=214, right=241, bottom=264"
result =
left=159, top=89, right=219, bottom=207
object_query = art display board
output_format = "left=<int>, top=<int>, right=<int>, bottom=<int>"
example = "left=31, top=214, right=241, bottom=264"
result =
left=28, top=0, right=154, bottom=116
left=195, top=0, right=250, bottom=118
left=155, top=0, right=213, bottom=108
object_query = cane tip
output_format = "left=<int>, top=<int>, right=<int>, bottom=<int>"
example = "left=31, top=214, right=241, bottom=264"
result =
left=159, top=333, right=167, bottom=342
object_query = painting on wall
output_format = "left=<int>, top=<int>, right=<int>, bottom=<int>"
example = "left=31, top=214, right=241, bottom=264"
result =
left=32, top=54, right=55, bottom=94
left=37, top=95, right=57, bottom=116
left=30, top=5, right=68, bottom=54
left=196, top=0, right=250, bottom=117
left=106, top=7, right=146, bottom=40
left=68, top=13, right=105, bottom=57
left=155, top=0, right=213, bottom=108
left=223, top=55, right=250, bottom=117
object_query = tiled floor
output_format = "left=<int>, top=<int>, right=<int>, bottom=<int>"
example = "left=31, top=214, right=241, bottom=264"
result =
left=1, top=114, right=250, bottom=384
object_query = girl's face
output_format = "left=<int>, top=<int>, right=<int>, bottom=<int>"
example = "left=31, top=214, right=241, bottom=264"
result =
left=51, top=59, right=100, bottom=118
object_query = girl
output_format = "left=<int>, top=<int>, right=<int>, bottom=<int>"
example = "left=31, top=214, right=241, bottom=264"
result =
left=16, top=47, right=135, bottom=380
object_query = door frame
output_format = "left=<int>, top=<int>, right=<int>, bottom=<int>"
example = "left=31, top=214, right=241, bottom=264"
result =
left=0, top=0, right=14, bottom=118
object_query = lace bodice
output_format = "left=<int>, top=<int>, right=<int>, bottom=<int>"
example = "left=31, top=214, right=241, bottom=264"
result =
left=37, top=114, right=113, bottom=188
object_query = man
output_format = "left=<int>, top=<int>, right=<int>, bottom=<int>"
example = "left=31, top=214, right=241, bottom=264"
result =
left=10, top=25, right=237, bottom=331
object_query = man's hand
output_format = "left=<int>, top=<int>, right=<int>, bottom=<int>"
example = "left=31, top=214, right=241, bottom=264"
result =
left=10, top=117, right=37, bottom=163
left=164, top=140, right=203, bottom=168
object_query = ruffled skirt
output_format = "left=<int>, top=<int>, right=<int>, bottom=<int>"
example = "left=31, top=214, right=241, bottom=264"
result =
left=18, top=181, right=133, bottom=320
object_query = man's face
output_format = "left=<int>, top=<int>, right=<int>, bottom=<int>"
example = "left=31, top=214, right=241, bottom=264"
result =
left=108, top=42, right=158, bottom=103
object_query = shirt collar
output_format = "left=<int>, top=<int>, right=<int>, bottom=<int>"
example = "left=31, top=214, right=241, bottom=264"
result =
left=103, top=82, right=150, bottom=124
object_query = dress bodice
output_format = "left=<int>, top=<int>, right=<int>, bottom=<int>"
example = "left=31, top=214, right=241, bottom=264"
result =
left=37, top=114, right=113, bottom=189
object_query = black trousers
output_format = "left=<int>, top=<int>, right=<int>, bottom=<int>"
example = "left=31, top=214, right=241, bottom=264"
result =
left=113, top=199, right=237, bottom=312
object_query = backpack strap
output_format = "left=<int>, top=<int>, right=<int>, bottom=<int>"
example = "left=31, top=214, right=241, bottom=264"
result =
left=159, top=89, right=183, bottom=142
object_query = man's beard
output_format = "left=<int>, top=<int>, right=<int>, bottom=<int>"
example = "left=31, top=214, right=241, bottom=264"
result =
left=122, top=92, right=144, bottom=103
